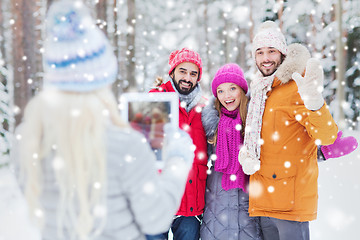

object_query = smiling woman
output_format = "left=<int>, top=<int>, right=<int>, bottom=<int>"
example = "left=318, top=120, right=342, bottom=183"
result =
left=216, top=82, right=243, bottom=112
left=200, top=63, right=259, bottom=240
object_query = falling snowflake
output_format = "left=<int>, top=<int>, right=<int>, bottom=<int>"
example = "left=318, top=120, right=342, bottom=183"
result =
left=267, top=186, right=275, bottom=193
left=143, top=181, right=155, bottom=194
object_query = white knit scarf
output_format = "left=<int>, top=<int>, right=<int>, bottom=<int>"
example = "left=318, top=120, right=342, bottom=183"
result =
left=239, top=72, right=275, bottom=175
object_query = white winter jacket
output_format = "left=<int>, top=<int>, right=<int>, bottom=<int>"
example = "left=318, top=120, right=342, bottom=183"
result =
left=13, top=124, right=189, bottom=240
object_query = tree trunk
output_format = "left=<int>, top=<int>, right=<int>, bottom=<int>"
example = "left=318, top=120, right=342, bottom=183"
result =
left=116, top=5, right=128, bottom=96
left=223, top=16, right=230, bottom=63
left=47, top=0, right=55, bottom=9
left=126, top=0, right=136, bottom=91
left=277, top=0, right=284, bottom=30
left=335, top=0, right=345, bottom=129
left=203, top=0, right=212, bottom=77
left=248, top=0, right=254, bottom=41
left=236, top=27, right=247, bottom=72
left=96, top=0, right=108, bottom=35
left=0, top=0, right=6, bottom=62
left=12, top=0, right=37, bottom=126
left=112, top=0, right=122, bottom=97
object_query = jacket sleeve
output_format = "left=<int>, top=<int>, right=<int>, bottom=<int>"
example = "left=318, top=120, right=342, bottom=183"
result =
left=296, top=102, right=338, bottom=146
left=201, top=97, right=219, bottom=139
left=114, top=130, right=188, bottom=235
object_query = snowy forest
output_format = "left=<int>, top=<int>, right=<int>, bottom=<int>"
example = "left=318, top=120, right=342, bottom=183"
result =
left=0, top=0, right=360, bottom=239
left=1, top=0, right=360, bottom=164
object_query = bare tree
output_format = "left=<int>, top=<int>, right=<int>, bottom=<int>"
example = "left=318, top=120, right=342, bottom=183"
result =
left=126, top=0, right=136, bottom=90
left=0, top=0, right=5, bottom=61
left=96, top=0, right=108, bottom=35
left=47, top=0, right=55, bottom=9
left=235, top=27, right=247, bottom=71
left=203, top=0, right=212, bottom=77
left=12, top=0, right=38, bottom=126
left=112, top=0, right=121, bottom=96
left=223, top=13, right=230, bottom=64
left=277, top=0, right=284, bottom=30
left=0, top=0, right=11, bottom=164
left=248, top=0, right=254, bottom=41
left=335, top=0, right=346, bottom=128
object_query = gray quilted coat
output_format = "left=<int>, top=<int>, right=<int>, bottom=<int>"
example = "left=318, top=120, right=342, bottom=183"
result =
left=200, top=98, right=262, bottom=240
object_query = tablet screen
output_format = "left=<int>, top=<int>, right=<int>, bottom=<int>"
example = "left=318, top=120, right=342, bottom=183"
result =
left=119, top=92, right=179, bottom=162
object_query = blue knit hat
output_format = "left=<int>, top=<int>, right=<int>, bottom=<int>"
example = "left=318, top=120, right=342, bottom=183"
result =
left=43, top=0, right=117, bottom=92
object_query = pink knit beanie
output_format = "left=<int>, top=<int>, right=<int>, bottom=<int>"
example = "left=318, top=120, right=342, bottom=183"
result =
left=168, top=48, right=203, bottom=81
left=211, top=63, right=248, bottom=97
left=252, top=20, right=287, bottom=58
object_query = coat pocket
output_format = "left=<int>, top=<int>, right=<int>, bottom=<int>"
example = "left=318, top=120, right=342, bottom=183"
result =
left=251, top=164, right=297, bottom=211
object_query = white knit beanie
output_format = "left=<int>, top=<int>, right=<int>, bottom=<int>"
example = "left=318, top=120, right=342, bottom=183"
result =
left=43, top=0, right=117, bottom=92
left=252, top=20, right=287, bottom=58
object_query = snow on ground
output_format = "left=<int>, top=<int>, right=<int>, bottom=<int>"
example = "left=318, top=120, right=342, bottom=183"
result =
left=311, top=129, right=360, bottom=240
left=0, top=168, right=41, bottom=240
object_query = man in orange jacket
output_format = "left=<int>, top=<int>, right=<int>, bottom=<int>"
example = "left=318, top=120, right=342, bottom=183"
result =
left=238, top=20, right=349, bottom=240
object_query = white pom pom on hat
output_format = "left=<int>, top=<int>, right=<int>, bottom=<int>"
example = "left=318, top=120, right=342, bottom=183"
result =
left=252, top=20, right=287, bottom=58
left=43, top=0, right=118, bottom=92
left=257, top=20, right=279, bottom=32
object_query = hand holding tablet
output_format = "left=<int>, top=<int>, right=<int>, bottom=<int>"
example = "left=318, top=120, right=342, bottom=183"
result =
left=119, top=92, right=179, bottom=162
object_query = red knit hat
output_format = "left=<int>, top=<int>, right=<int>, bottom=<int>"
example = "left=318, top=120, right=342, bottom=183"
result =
left=211, top=63, right=248, bottom=97
left=168, top=48, right=203, bottom=81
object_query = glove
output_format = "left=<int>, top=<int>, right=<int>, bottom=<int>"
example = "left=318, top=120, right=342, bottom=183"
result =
left=292, top=58, right=325, bottom=111
left=321, top=131, right=358, bottom=160
left=162, top=123, right=195, bottom=165
left=238, top=147, right=261, bottom=175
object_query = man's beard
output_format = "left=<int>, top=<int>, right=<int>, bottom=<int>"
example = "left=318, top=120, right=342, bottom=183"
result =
left=172, top=77, right=196, bottom=95
left=257, top=61, right=281, bottom=77
left=257, top=55, right=284, bottom=77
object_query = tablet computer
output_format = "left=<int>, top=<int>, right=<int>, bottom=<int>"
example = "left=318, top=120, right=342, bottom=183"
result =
left=119, top=92, right=179, bottom=162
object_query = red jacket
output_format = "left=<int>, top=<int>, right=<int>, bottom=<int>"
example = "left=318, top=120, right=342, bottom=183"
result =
left=150, top=81, right=208, bottom=216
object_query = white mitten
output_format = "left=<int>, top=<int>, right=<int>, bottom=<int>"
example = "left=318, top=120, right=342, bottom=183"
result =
left=162, top=123, right=195, bottom=166
left=292, top=58, right=325, bottom=111
left=238, top=148, right=261, bottom=175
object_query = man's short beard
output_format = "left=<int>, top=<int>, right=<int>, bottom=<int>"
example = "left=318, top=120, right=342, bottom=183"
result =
left=171, top=75, right=196, bottom=95
left=257, top=53, right=285, bottom=77
left=258, top=64, right=279, bottom=77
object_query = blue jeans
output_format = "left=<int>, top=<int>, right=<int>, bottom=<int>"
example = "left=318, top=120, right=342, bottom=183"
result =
left=145, top=216, right=201, bottom=240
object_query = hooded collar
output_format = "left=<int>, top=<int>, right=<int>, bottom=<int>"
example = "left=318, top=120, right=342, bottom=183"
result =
left=273, top=43, right=311, bottom=85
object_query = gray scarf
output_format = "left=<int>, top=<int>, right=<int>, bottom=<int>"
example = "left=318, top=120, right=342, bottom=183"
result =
left=170, top=78, right=202, bottom=112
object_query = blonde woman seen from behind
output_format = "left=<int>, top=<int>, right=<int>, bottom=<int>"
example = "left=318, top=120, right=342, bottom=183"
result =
left=12, top=1, right=194, bottom=239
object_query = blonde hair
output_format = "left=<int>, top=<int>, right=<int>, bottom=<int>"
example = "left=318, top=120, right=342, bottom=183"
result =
left=209, top=89, right=249, bottom=145
left=19, top=87, right=126, bottom=239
